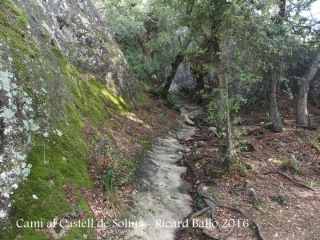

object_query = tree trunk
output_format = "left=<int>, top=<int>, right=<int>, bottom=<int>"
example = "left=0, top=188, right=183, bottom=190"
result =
left=268, top=0, right=286, bottom=133
left=135, top=34, right=151, bottom=60
left=213, top=38, right=235, bottom=169
left=277, top=0, right=286, bottom=23
left=296, top=49, right=320, bottom=127
left=207, top=36, right=235, bottom=169
left=269, top=72, right=284, bottom=132
left=216, top=71, right=235, bottom=169
left=161, top=53, right=184, bottom=98
left=190, top=66, right=205, bottom=92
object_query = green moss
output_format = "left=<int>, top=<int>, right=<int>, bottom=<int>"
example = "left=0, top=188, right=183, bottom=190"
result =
left=2, top=34, right=129, bottom=240
left=5, top=100, right=94, bottom=238
left=0, top=1, right=141, bottom=239
left=0, top=1, right=40, bottom=58
left=66, top=67, right=130, bottom=118
left=1, top=1, right=24, bottom=17
left=133, top=82, right=148, bottom=106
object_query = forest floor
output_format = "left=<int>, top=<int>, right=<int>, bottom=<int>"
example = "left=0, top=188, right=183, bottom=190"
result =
left=82, top=93, right=181, bottom=239
left=81, top=93, right=320, bottom=240
left=176, top=96, right=320, bottom=240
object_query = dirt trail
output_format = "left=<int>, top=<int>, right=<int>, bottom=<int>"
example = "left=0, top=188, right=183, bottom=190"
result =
left=124, top=105, right=202, bottom=240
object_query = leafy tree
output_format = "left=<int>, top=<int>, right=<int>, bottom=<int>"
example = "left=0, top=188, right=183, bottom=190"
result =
left=94, top=0, right=320, bottom=169
left=96, top=0, right=188, bottom=89
left=175, top=0, right=236, bottom=168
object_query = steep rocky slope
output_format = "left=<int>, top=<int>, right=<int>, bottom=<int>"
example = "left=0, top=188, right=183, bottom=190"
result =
left=0, top=0, right=140, bottom=238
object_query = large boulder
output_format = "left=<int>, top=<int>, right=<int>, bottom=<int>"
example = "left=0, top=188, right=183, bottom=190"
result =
left=169, top=61, right=194, bottom=92
left=0, top=0, right=139, bottom=228
left=16, top=0, right=138, bottom=100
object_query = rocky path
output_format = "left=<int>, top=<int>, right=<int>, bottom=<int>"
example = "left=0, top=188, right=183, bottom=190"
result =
left=124, top=105, right=202, bottom=240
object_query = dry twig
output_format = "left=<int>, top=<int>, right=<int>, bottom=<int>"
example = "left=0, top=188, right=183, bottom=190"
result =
left=252, top=220, right=266, bottom=240
left=195, top=183, right=266, bottom=240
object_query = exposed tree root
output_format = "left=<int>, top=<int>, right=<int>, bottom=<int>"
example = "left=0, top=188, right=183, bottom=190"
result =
left=314, top=166, right=320, bottom=174
left=264, top=171, right=315, bottom=191
left=204, top=198, right=216, bottom=209
left=251, top=168, right=266, bottom=179
left=189, top=207, right=211, bottom=220
left=204, top=198, right=223, bottom=231
left=196, top=184, right=206, bottom=198
left=193, top=183, right=266, bottom=240
left=252, top=220, right=266, bottom=240
left=221, top=226, right=236, bottom=240
left=276, top=171, right=315, bottom=190
left=218, top=204, right=245, bottom=215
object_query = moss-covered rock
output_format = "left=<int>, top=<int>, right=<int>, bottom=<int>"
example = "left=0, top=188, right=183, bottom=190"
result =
left=0, top=0, right=140, bottom=238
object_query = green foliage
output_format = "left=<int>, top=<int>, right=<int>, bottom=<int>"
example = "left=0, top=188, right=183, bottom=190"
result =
left=100, top=168, right=118, bottom=195
left=280, top=159, right=302, bottom=175
left=95, top=0, right=188, bottom=89
left=252, top=198, right=262, bottom=210
left=280, top=76, right=294, bottom=99
left=206, top=94, right=243, bottom=127
left=237, top=161, right=252, bottom=178
left=309, top=180, right=317, bottom=188
left=94, top=0, right=319, bottom=101
left=196, top=197, right=205, bottom=209
left=309, top=136, right=320, bottom=151
left=97, top=134, right=137, bottom=200
left=270, top=194, right=288, bottom=206
left=232, top=116, right=244, bottom=126
left=236, top=140, right=251, bottom=152
left=96, top=0, right=150, bottom=40
left=165, top=91, right=184, bottom=108
left=194, top=89, right=207, bottom=101
left=206, top=100, right=218, bottom=125
left=123, top=47, right=153, bottom=81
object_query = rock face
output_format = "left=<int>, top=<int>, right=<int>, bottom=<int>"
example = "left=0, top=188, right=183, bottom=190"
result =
left=0, top=0, right=139, bottom=226
left=17, top=0, right=138, bottom=99
left=169, top=61, right=194, bottom=92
